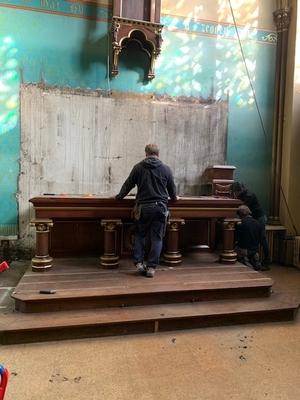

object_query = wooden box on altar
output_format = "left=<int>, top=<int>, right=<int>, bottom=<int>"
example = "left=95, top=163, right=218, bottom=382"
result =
left=201, top=165, right=236, bottom=197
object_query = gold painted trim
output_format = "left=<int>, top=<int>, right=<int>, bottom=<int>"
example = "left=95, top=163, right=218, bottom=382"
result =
left=161, top=13, right=276, bottom=34
left=32, top=258, right=52, bottom=264
left=35, top=206, right=131, bottom=211
left=66, top=1, right=111, bottom=8
left=35, top=206, right=238, bottom=212
left=169, top=207, right=238, bottom=211
left=164, top=26, right=276, bottom=45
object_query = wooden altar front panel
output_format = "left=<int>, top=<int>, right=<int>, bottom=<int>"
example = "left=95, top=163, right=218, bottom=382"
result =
left=29, top=195, right=241, bottom=258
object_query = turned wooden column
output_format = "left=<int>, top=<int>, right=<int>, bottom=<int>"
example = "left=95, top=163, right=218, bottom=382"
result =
left=30, top=219, right=53, bottom=272
left=100, top=219, right=122, bottom=268
left=220, top=219, right=237, bottom=264
left=270, top=1, right=291, bottom=223
left=163, top=219, right=185, bottom=265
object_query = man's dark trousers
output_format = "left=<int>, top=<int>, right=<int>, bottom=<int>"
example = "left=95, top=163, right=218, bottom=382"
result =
left=133, top=202, right=167, bottom=268
left=257, top=215, right=270, bottom=263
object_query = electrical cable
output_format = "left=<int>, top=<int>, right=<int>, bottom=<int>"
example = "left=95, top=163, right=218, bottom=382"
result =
left=280, top=186, right=299, bottom=235
left=228, top=0, right=268, bottom=143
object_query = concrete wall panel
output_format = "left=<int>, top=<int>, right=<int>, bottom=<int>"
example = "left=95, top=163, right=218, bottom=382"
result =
left=19, top=84, right=227, bottom=248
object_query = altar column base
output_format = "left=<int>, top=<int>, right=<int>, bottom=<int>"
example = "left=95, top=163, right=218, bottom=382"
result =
left=163, top=219, right=185, bottom=265
left=220, top=219, right=237, bottom=264
left=30, top=219, right=53, bottom=272
left=100, top=219, right=122, bottom=268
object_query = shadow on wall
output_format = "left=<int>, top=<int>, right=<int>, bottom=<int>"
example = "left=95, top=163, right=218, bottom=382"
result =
left=79, top=11, right=108, bottom=74
left=119, top=40, right=150, bottom=84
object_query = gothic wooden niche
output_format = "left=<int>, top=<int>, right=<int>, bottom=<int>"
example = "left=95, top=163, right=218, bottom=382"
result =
left=111, top=0, right=163, bottom=80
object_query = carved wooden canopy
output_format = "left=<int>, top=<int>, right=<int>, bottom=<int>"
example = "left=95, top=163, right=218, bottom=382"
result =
left=111, top=1, right=163, bottom=80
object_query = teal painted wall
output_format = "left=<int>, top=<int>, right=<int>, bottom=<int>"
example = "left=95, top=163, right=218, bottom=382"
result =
left=0, top=2, right=276, bottom=235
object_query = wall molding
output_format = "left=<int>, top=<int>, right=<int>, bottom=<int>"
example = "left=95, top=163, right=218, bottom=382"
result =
left=0, top=1, right=276, bottom=44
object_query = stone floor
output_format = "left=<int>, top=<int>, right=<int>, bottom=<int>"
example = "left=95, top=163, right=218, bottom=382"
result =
left=0, top=261, right=300, bottom=400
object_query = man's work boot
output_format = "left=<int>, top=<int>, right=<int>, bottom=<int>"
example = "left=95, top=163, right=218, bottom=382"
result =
left=239, top=256, right=253, bottom=268
left=135, top=262, right=146, bottom=275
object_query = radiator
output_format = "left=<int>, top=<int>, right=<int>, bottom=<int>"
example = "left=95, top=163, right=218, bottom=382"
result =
left=282, top=236, right=300, bottom=267
left=293, top=236, right=300, bottom=268
left=259, top=225, right=286, bottom=263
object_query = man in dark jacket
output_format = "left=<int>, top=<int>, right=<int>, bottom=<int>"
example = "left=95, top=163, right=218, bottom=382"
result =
left=232, top=182, right=270, bottom=268
left=116, top=144, right=177, bottom=277
left=236, top=205, right=267, bottom=270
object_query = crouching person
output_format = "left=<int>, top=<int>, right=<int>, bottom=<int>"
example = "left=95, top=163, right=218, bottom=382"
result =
left=236, top=205, right=269, bottom=271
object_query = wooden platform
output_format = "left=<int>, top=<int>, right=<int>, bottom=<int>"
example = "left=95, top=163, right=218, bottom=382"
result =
left=12, top=257, right=273, bottom=312
left=0, top=254, right=299, bottom=344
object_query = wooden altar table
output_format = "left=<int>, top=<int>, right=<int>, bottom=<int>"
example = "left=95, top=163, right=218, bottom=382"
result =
left=29, top=195, right=241, bottom=271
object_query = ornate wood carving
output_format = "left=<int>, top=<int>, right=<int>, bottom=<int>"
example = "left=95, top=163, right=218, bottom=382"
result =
left=220, top=219, right=238, bottom=264
left=100, top=219, right=122, bottom=268
left=163, top=219, right=185, bottom=265
left=111, top=0, right=163, bottom=80
left=201, top=165, right=236, bottom=197
left=30, top=219, right=53, bottom=272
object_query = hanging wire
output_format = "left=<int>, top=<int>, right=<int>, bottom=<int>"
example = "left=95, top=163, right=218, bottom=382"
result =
left=228, top=0, right=267, bottom=143
left=228, top=0, right=298, bottom=235
left=280, top=186, right=299, bottom=235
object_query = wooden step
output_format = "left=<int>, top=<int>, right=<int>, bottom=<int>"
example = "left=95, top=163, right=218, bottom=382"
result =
left=1, top=293, right=298, bottom=344
left=12, top=265, right=273, bottom=312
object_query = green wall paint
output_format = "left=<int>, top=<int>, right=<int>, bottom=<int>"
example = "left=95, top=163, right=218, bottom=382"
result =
left=0, top=4, right=276, bottom=235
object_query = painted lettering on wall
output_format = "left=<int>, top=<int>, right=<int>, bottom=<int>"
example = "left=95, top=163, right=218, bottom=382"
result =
left=40, top=0, right=60, bottom=11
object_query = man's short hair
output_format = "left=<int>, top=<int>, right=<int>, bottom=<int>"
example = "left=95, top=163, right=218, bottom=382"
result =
left=237, top=205, right=251, bottom=218
left=145, top=144, right=159, bottom=156
left=232, top=181, right=246, bottom=194
left=232, top=182, right=242, bottom=193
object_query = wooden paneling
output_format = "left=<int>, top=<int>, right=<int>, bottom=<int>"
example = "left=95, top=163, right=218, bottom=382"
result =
left=121, top=0, right=151, bottom=21
left=50, top=220, right=103, bottom=257
left=2, top=256, right=298, bottom=344
left=2, top=293, right=297, bottom=344
left=12, top=257, right=273, bottom=312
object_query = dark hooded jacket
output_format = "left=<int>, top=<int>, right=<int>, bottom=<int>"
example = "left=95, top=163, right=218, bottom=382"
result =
left=237, top=190, right=264, bottom=220
left=115, top=156, right=177, bottom=204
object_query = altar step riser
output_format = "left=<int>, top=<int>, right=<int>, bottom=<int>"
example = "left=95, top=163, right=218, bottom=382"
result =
left=1, top=296, right=297, bottom=345
left=14, top=286, right=271, bottom=313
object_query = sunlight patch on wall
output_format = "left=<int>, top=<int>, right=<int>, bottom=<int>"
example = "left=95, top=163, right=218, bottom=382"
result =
left=215, top=0, right=258, bottom=107
left=217, top=0, right=258, bottom=25
left=0, top=36, right=20, bottom=135
left=141, top=1, right=263, bottom=101
left=144, top=31, right=204, bottom=97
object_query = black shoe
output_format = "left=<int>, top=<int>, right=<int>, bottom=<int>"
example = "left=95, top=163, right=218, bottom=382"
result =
left=262, top=259, right=271, bottom=269
left=253, top=264, right=269, bottom=271
left=146, top=267, right=155, bottom=278
left=260, top=264, right=270, bottom=271
left=239, top=256, right=253, bottom=268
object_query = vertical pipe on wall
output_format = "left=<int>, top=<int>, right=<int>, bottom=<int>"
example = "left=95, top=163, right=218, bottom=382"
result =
left=269, top=1, right=291, bottom=223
